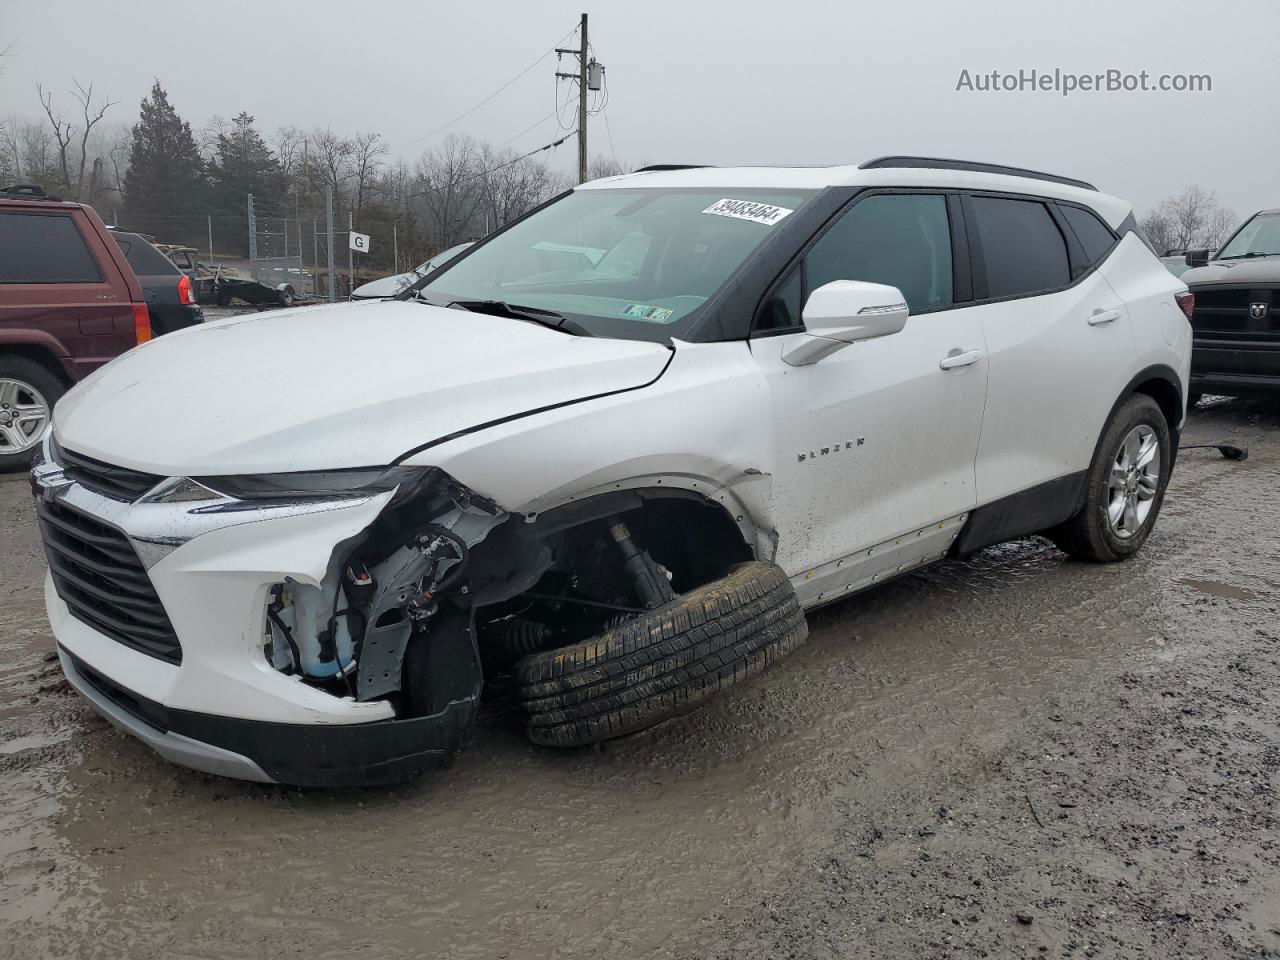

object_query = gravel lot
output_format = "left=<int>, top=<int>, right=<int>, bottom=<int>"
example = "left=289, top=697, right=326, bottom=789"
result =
left=1, top=399, right=1277, bottom=960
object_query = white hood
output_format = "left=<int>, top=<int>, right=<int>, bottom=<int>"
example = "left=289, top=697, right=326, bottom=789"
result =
left=54, top=300, right=671, bottom=475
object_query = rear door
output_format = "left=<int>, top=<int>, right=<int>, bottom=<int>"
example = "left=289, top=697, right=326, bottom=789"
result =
left=0, top=206, right=138, bottom=378
left=964, top=193, right=1136, bottom=505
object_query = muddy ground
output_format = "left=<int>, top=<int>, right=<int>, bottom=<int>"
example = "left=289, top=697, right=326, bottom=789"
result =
left=1, top=399, right=1277, bottom=960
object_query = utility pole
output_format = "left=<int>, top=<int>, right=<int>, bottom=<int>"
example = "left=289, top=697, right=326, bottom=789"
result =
left=247, top=193, right=257, bottom=261
left=208, top=215, right=214, bottom=263
left=325, top=188, right=335, bottom=303
left=557, top=13, right=590, bottom=184
left=348, top=211, right=354, bottom=298
left=393, top=223, right=399, bottom=274
left=577, top=13, right=588, bottom=183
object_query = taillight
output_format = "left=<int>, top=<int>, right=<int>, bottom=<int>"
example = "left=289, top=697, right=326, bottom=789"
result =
left=1176, top=291, right=1195, bottom=322
left=133, top=303, right=152, bottom=343
left=177, top=273, right=195, bottom=305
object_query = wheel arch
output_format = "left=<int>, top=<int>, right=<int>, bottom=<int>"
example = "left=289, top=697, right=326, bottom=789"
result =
left=1120, top=364, right=1184, bottom=433
left=523, top=476, right=762, bottom=559
left=0, top=339, right=75, bottom=386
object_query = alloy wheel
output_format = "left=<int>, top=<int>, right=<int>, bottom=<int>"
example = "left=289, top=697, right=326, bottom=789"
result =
left=1106, top=424, right=1160, bottom=539
left=0, top=378, right=50, bottom=454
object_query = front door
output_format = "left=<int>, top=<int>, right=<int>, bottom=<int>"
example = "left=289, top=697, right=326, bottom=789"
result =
left=749, top=192, right=988, bottom=603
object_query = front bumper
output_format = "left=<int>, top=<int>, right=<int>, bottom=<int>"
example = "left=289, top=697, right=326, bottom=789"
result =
left=1191, top=338, right=1280, bottom=394
left=60, top=646, right=477, bottom=787
left=33, top=438, right=479, bottom=787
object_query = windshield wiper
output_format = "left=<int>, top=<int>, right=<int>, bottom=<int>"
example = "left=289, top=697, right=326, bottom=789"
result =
left=447, top=299, right=590, bottom=336
left=1218, top=252, right=1280, bottom=260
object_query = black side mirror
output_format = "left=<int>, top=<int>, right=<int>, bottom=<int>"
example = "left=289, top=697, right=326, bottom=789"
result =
left=1185, top=248, right=1211, bottom=268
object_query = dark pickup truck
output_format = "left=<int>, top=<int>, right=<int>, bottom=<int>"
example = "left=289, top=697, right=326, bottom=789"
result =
left=0, top=184, right=151, bottom=469
left=1182, top=208, right=1280, bottom=401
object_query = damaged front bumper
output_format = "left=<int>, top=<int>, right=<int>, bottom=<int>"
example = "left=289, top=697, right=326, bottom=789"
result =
left=34, top=437, right=498, bottom=787
left=57, top=644, right=477, bottom=787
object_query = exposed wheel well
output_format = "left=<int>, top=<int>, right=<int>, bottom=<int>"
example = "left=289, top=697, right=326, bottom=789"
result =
left=466, top=490, right=756, bottom=670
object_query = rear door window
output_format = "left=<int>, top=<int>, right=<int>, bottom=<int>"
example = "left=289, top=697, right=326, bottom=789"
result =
left=1058, top=205, right=1118, bottom=265
left=969, top=196, right=1070, bottom=299
left=0, top=212, right=104, bottom=283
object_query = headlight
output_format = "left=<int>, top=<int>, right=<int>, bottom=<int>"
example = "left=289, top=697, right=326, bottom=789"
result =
left=195, top=465, right=439, bottom=502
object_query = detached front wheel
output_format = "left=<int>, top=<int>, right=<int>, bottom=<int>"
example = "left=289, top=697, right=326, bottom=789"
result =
left=515, top=561, right=808, bottom=747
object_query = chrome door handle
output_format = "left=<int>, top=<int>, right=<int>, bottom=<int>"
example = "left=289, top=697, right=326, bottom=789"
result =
left=1088, top=308, right=1121, bottom=326
left=939, top=349, right=982, bottom=370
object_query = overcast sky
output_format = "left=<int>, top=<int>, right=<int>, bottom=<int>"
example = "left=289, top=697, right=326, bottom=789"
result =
left=2, top=0, right=1275, bottom=216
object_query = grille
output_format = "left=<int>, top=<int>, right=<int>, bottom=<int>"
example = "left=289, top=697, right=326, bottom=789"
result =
left=54, top=442, right=163, bottom=502
left=1192, top=286, right=1278, bottom=341
left=37, top=499, right=182, bottom=664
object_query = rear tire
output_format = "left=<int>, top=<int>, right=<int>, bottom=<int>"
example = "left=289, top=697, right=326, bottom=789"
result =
left=516, top=561, right=808, bottom=747
left=0, top=357, right=63, bottom=472
left=1050, top=394, right=1171, bottom=562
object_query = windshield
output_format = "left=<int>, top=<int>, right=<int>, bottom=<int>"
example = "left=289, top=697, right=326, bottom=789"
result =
left=414, top=187, right=816, bottom=340
left=1218, top=213, right=1280, bottom=259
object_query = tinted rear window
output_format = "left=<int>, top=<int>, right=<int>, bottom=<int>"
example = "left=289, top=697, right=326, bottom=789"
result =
left=114, top=234, right=181, bottom=276
left=970, top=197, right=1070, bottom=299
left=1059, top=205, right=1117, bottom=265
left=0, top=212, right=104, bottom=283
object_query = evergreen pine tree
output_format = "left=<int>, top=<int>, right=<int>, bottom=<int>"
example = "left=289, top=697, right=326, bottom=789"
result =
left=208, top=113, right=284, bottom=256
left=121, top=82, right=206, bottom=244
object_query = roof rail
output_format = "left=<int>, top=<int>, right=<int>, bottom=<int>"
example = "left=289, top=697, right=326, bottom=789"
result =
left=0, top=183, right=64, bottom=202
left=634, top=164, right=711, bottom=173
left=858, top=156, right=1096, bottom=191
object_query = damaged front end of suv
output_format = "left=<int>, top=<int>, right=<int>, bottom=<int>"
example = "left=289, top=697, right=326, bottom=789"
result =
left=35, top=430, right=776, bottom=787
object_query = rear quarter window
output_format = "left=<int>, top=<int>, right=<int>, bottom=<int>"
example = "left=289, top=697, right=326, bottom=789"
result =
left=114, top=234, right=181, bottom=276
left=0, top=212, right=104, bottom=284
left=969, top=196, right=1071, bottom=299
left=1059, top=205, right=1118, bottom=265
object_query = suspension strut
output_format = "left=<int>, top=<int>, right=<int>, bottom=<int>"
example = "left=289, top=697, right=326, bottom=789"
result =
left=607, top=515, right=676, bottom=609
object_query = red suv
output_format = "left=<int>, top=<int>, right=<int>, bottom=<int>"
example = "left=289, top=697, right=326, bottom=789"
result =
left=0, top=184, right=151, bottom=470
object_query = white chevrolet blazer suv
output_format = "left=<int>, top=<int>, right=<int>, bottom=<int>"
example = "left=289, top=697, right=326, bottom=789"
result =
left=32, top=157, right=1193, bottom=787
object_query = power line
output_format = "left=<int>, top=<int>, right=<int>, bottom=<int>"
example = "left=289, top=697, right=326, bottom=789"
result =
left=393, top=23, right=578, bottom=152
left=457, top=131, right=575, bottom=185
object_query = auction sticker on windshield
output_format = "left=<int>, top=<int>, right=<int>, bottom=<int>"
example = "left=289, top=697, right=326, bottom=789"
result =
left=620, top=303, right=675, bottom=323
left=702, top=198, right=794, bottom=226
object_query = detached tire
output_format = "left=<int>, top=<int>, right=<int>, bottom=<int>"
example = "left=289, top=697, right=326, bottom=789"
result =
left=1049, top=393, right=1172, bottom=562
left=516, top=561, right=808, bottom=747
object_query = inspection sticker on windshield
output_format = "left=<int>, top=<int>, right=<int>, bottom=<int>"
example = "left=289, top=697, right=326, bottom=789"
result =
left=701, top=198, right=793, bottom=226
left=620, top=303, right=674, bottom=323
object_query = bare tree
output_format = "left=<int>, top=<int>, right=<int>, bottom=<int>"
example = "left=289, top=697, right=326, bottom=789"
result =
left=350, top=131, right=387, bottom=221
left=70, top=81, right=116, bottom=202
left=1204, top=206, right=1238, bottom=250
left=36, top=84, right=74, bottom=195
left=310, top=127, right=353, bottom=199
left=1142, top=186, right=1237, bottom=253
left=478, top=143, right=552, bottom=233
left=587, top=154, right=629, bottom=181
left=36, top=80, right=116, bottom=200
left=414, top=134, right=484, bottom=249
left=1140, top=209, right=1176, bottom=256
